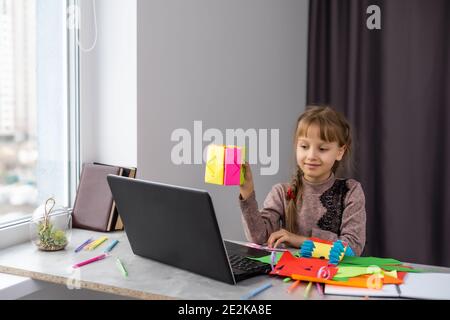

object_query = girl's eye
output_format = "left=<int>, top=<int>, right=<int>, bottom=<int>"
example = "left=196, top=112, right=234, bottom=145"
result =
left=320, top=148, right=328, bottom=151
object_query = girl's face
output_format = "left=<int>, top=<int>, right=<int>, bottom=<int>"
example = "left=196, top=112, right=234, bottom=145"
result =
left=296, top=123, right=346, bottom=183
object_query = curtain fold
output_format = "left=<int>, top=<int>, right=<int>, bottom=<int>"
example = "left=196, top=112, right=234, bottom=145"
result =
left=307, top=0, right=450, bottom=266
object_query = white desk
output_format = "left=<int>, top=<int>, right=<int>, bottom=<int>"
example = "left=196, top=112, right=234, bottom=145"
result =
left=0, top=229, right=448, bottom=300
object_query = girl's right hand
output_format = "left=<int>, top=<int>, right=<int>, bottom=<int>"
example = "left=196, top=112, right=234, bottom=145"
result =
left=240, top=163, right=254, bottom=200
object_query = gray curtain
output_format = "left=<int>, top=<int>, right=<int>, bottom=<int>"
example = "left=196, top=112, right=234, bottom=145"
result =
left=307, top=0, right=450, bottom=266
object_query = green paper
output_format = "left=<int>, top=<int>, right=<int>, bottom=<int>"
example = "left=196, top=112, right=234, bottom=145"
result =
left=248, top=252, right=283, bottom=264
left=337, top=263, right=424, bottom=273
left=376, top=265, right=425, bottom=273
left=340, top=256, right=402, bottom=266
left=283, top=277, right=292, bottom=283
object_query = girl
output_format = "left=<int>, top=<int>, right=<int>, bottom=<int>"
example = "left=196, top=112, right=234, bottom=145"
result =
left=239, top=106, right=366, bottom=256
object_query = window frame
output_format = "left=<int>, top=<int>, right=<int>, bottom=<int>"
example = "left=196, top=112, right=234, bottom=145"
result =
left=0, top=0, right=80, bottom=243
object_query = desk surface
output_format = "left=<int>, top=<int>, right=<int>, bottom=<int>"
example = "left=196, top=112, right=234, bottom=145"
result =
left=0, top=229, right=449, bottom=300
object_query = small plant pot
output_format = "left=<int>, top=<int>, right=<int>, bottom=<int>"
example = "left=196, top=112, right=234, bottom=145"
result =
left=29, top=198, right=72, bottom=252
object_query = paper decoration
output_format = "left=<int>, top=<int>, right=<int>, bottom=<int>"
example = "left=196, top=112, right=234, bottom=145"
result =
left=205, top=144, right=225, bottom=185
left=205, top=144, right=245, bottom=186
left=269, top=251, right=338, bottom=280
left=340, top=256, right=402, bottom=266
left=224, top=146, right=245, bottom=185
left=300, top=238, right=354, bottom=265
left=270, top=251, right=405, bottom=289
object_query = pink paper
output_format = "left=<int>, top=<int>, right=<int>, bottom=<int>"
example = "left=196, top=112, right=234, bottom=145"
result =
left=224, top=147, right=242, bottom=185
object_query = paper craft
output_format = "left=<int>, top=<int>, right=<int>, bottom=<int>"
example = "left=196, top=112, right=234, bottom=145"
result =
left=340, top=256, right=402, bottom=266
left=333, top=266, right=402, bottom=280
left=205, top=144, right=245, bottom=186
left=270, top=251, right=405, bottom=289
left=249, top=252, right=286, bottom=265
left=224, top=146, right=245, bottom=185
left=204, top=144, right=225, bottom=185
left=269, top=251, right=338, bottom=280
left=300, top=238, right=354, bottom=265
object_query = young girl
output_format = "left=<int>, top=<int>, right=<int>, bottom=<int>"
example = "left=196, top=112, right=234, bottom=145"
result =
left=239, top=106, right=366, bottom=256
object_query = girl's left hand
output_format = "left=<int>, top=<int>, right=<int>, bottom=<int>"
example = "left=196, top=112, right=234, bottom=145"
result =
left=267, top=229, right=307, bottom=249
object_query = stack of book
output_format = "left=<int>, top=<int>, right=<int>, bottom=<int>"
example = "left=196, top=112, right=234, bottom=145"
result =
left=72, top=162, right=137, bottom=232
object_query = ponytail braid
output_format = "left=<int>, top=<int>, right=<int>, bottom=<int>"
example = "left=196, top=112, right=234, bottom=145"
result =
left=285, top=166, right=303, bottom=233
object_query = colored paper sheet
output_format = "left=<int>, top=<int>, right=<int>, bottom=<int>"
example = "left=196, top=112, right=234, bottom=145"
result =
left=338, top=263, right=424, bottom=273
left=268, top=252, right=338, bottom=280
left=340, top=256, right=403, bottom=266
left=224, top=146, right=243, bottom=186
left=334, top=266, right=379, bottom=279
left=249, top=252, right=284, bottom=265
left=205, top=145, right=225, bottom=185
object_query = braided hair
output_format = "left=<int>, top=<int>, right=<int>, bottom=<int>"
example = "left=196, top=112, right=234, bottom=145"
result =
left=284, top=106, right=353, bottom=233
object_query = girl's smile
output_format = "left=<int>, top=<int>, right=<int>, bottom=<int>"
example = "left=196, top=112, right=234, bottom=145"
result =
left=297, top=123, right=346, bottom=183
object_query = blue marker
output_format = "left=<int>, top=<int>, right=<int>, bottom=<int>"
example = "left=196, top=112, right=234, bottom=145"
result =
left=104, top=240, right=119, bottom=253
left=240, top=282, right=273, bottom=300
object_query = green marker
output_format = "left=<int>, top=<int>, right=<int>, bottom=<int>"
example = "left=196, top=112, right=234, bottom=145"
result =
left=116, top=258, right=128, bottom=278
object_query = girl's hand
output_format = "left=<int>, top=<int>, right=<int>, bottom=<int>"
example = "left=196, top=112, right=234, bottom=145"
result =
left=239, top=162, right=254, bottom=200
left=267, top=229, right=308, bottom=249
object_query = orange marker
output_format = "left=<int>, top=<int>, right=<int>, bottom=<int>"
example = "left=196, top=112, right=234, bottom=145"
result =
left=287, top=279, right=301, bottom=293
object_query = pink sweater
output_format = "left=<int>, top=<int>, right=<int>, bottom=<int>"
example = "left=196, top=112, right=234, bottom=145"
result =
left=239, top=173, right=367, bottom=256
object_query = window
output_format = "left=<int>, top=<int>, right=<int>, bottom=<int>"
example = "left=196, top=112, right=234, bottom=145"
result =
left=0, top=0, right=78, bottom=227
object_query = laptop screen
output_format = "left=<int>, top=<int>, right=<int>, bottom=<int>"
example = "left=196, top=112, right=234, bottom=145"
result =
left=107, top=175, right=236, bottom=284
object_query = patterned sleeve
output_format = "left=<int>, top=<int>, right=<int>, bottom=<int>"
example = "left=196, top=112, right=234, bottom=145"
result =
left=239, top=184, right=286, bottom=244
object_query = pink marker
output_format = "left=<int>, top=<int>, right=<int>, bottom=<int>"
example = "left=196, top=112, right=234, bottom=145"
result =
left=72, top=253, right=108, bottom=268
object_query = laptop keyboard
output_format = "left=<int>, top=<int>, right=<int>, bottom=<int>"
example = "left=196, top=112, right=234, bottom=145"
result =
left=228, top=254, right=271, bottom=273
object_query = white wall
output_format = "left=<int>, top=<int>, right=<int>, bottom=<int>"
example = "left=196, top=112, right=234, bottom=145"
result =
left=137, top=0, right=310, bottom=241
left=80, top=0, right=137, bottom=168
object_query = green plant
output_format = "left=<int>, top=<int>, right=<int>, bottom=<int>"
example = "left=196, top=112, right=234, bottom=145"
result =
left=37, top=221, right=67, bottom=251
left=34, top=198, right=68, bottom=251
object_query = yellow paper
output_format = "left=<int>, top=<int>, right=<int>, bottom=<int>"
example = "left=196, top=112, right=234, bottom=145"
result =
left=312, top=242, right=345, bottom=261
left=205, top=144, right=225, bottom=185
left=383, top=270, right=398, bottom=279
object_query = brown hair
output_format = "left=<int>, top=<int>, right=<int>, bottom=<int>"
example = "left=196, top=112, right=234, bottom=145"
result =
left=284, top=106, right=353, bottom=233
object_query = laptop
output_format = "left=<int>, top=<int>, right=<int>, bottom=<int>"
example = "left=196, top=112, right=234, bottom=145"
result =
left=107, top=175, right=272, bottom=285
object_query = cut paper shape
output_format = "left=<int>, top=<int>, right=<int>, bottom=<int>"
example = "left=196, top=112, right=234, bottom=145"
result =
left=300, top=238, right=353, bottom=265
left=340, top=256, right=402, bottom=266
left=224, top=146, right=245, bottom=186
left=249, top=252, right=293, bottom=265
left=270, top=252, right=406, bottom=289
left=205, top=144, right=245, bottom=186
left=269, top=251, right=338, bottom=280
left=334, top=266, right=386, bottom=280
left=205, top=144, right=225, bottom=185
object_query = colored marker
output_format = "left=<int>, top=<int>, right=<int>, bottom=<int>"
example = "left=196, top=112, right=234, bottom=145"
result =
left=240, top=282, right=273, bottom=300
left=104, top=240, right=119, bottom=253
left=304, top=282, right=312, bottom=299
left=316, top=283, right=324, bottom=296
left=287, top=279, right=301, bottom=293
left=75, top=238, right=93, bottom=253
left=270, top=251, right=276, bottom=271
left=85, top=236, right=108, bottom=250
left=116, top=258, right=128, bottom=278
left=73, top=253, right=108, bottom=269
